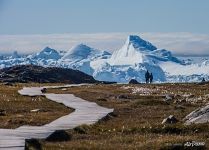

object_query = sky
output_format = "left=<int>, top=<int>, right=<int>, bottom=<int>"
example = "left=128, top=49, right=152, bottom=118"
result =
left=0, top=0, right=209, bottom=55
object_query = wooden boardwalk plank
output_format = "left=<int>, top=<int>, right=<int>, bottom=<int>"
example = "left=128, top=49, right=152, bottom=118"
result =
left=0, top=84, right=113, bottom=149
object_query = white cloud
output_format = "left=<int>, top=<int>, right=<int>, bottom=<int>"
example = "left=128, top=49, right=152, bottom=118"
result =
left=141, top=32, right=209, bottom=56
left=0, top=32, right=209, bottom=56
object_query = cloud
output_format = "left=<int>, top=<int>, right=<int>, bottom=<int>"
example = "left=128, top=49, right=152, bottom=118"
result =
left=0, top=32, right=209, bottom=56
left=141, top=32, right=209, bottom=56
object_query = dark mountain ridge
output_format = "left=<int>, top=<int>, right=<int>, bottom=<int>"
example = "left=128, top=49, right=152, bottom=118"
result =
left=0, top=65, right=98, bottom=84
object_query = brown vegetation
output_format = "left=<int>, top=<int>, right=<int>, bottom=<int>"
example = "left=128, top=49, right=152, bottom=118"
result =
left=0, top=83, right=71, bottom=129
left=41, top=83, right=209, bottom=149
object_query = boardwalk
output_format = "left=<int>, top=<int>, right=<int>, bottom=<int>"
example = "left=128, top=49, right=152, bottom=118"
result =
left=0, top=84, right=113, bottom=150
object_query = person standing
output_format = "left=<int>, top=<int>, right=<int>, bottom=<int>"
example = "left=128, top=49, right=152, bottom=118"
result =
left=149, top=73, right=153, bottom=83
left=145, top=70, right=150, bottom=83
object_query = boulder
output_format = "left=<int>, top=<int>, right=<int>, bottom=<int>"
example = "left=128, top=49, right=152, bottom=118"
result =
left=74, top=126, right=88, bottom=134
left=164, top=94, right=174, bottom=102
left=184, top=105, right=209, bottom=125
left=174, top=94, right=182, bottom=99
left=45, top=130, right=72, bottom=142
left=25, top=138, right=42, bottom=150
left=98, top=112, right=118, bottom=123
left=30, top=109, right=40, bottom=113
left=162, top=115, right=178, bottom=124
left=174, top=105, right=186, bottom=110
left=0, top=109, right=6, bottom=116
left=129, top=79, right=140, bottom=84
left=117, top=94, right=130, bottom=99
left=41, top=88, right=47, bottom=93
left=3, top=82, right=13, bottom=86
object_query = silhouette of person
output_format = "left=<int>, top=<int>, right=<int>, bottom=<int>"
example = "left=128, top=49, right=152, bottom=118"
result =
left=149, top=73, right=153, bottom=83
left=202, top=78, right=206, bottom=82
left=145, top=70, right=150, bottom=83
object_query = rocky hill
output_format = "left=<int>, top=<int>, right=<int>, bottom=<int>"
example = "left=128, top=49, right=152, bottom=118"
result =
left=0, top=65, right=98, bottom=84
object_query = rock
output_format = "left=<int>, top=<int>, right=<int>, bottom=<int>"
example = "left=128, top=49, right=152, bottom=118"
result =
left=16, top=114, right=24, bottom=118
left=164, top=94, right=174, bottom=102
left=98, top=112, right=118, bottom=123
left=30, top=109, right=40, bottom=113
left=25, top=138, right=42, bottom=150
left=129, top=79, right=140, bottom=84
left=100, top=81, right=117, bottom=84
left=184, top=105, right=209, bottom=125
left=45, top=130, right=72, bottom=142
left=187, top=94, right=195, bottom=99
left=162, top=115, right=178, bottom=124
left=41, top=88, right=47, bottom=93
left=97, top=98, right=107, bottom=101
left=174, top=98, right=186, bottom=104
left=0, top=109, right=6, bottom=116
left=174, top=105, right=186, bottom=110
left=205, top=94, right=209, bottom=98
left=116, top=94, right=130, bottom=99
left=0, top=65, right=98, bottom=84
left=174, top=94, right=182, bottom=99
left=74, top=126, right=88, bottom=134
left=3, top=82, right=13, bottom=86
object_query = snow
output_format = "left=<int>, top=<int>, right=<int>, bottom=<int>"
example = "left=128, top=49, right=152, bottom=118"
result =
left=11, top=51, right=21, bottom=59
left=91, top=35, right=174, bottom=82
left=31, top=47, right=61, bottom=60
left=58, top=44, right=111, bottom=75
left=126, top=35, right=157, bottom=51
left=108, top=35, right=158, bottom=66
left=160, top=62, right=209, bottom=76
left=0, top=35, right=209, bottom=83
left=109, top=42, right=144, bottom=65
left=61, top=44, right=111, bottom=61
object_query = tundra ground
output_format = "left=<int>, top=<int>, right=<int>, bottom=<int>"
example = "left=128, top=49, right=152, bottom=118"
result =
left=0, top=83, right=71, bottom=129
left=40, top=83, right=209, bottom=149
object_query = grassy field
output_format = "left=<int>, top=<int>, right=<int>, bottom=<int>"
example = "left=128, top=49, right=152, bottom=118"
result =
left=0, top=83, right=71, bottom=129
left=39, top=83, right=209, bottom=149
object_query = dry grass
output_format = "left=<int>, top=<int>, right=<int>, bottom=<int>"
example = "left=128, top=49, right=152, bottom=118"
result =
left=0, top=83, right=71, bottom=129
left=40, top=83, right=209, bottom=149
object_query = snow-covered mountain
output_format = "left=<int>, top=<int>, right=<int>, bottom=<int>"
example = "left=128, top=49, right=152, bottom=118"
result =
left=59, top=44, right=111, bottom=75
left=0, top=47, right=62, bottom=68
left=61, top=44, right=110, bottom=61
left=109, top=35, right=181, bottom=65
left=30, top=47, right=61, bottom=60
left=90, top=35, right=182, bottom=82
left=109, top=35, right=157, bottom=65
left=11, top=51, right=21, bottom=59
left=0, top=35, right=208, bottom=83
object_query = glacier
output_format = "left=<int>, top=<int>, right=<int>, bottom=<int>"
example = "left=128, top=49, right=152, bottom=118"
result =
left=0, top=35, right=209, bottom=83
left=58, top=44, right=111, bottom=75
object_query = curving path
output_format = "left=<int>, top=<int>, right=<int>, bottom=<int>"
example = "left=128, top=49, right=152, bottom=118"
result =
left=0, top=84, right=113, bottom=150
